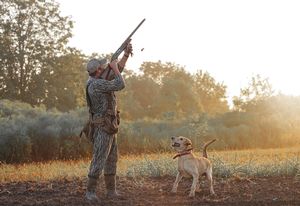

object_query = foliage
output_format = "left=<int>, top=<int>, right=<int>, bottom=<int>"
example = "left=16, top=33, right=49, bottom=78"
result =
left=117, top=61, right=229, bottom=120
left=1, top=95, right=299, bottom=163
left=0, top=100, right=91, bottom=163
left=233, top=74, right=274, bottom=112
left=0, top=0, right=299, bottom=164
left=0, top=0, right=81, bottom=110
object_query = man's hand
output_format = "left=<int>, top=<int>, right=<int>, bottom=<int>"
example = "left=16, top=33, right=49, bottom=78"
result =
left=124, top=39, right=133, bottom=56
left=109, top=59, right=119, bottom=71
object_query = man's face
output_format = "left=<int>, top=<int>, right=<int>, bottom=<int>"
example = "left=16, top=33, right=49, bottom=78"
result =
left=95, top=65, right=105, bottom=78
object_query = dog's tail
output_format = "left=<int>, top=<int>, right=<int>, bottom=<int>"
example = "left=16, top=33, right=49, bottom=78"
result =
left=202, top=139, right=216, bottom=158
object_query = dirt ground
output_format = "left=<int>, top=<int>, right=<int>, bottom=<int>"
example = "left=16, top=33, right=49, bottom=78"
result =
left=0, top=176, right=299, bottom=206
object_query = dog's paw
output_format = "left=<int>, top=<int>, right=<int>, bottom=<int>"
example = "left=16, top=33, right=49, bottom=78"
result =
left=171, top=189, right=177, bottom=194
left=188, top=192, right=195, bottom=198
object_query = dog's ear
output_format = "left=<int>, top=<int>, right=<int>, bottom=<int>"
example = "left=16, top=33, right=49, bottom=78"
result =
left=185, top=139, right=192, bottom=147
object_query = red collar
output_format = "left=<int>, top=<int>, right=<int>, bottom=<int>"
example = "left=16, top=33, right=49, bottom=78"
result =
left=173, top=148, right=193, bottom=159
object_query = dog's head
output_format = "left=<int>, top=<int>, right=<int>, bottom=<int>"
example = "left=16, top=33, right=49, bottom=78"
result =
left=171, top=136, right=193, bottom=152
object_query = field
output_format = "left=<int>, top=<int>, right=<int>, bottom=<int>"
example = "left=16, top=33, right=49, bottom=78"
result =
left=1, top=147, right=300, bottom=205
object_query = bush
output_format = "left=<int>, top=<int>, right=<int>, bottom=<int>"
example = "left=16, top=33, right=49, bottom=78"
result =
left=0, top=99, right=298, bottom=163
left=0, top=100, right=91, bottom=163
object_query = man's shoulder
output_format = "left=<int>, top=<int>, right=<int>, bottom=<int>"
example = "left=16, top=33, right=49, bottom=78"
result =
left=87, top=77, right=103, bottom=85
left=88, top=78, right=110, bottom=93
left=86, top=78, right=96, bottom=91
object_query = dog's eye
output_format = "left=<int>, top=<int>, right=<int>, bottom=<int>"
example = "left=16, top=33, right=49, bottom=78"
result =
left=171, top=137, right=174, bottom=140
left=180, top=138, right=183, bottom=141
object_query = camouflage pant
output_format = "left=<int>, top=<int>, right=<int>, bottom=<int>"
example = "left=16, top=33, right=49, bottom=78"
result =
left=88, top=128, right=118, bottom=179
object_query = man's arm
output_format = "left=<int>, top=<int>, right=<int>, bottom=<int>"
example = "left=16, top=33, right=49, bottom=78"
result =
left=117, top=53, right=129, bottom=73
left=94, top=60, right=125, bottom=93
left=118, top=41, right=132, bottom=72
left=93, top=75, right=125, bottom=93
left=101, top=42, right=133, bottom=80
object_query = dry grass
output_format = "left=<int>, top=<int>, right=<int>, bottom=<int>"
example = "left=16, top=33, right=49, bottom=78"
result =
left=0, top=147, right=299, bottom=183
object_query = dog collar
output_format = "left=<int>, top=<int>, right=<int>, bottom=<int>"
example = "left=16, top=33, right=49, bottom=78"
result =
left=173, top=148, right=193, bottom=159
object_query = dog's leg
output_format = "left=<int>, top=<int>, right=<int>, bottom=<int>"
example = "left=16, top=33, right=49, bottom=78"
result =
left=189, top=173, right=199, bottom=197
left=171, top=172, right=183, bottom=193
left=206, top=167, right=215, bottom=195
left=195, top=181, right=201, bottom=192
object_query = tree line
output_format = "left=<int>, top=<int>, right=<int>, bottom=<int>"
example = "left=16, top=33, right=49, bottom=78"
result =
left=1, top=0, right=300, bottom=163
left=0, top=0, right=229, bottom=116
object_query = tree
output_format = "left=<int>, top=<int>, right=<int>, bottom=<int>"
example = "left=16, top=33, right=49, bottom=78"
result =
left=0, top=0, right=73, bottom=106
left=159, top=66, right=201, bottom=118
left=139, top=61, right=176, bottom=84
left=117, top=69, right=161, bottom=120
left=139, top=61, right=203, bottom=118
left=43, top=48, right=87, bottom=111
left=193, top=70, right=228, bottom=115
left=233, top=74, right=275, bottom=112
left=118, top=61, right=230, bottom=120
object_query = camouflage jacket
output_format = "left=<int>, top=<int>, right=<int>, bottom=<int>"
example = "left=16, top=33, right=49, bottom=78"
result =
left=86, top=73, right=125, bottom=118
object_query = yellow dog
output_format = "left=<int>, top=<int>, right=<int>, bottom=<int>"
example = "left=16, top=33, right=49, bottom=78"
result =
left=171, top=136, right=216, bottom=197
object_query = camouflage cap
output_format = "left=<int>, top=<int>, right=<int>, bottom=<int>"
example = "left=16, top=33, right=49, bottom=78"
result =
left=86, top=58, right=108, bottom=74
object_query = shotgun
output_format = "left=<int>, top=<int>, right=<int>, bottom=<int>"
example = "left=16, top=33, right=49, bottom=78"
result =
left=105, top=18, right=146, bottom=79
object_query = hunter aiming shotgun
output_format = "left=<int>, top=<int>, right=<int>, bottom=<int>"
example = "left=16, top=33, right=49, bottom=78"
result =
left=105, top=18, right=146, bottom=80
left=83, top=19, right=146, bottom=200
left=79, top=18, right=146, bottom=139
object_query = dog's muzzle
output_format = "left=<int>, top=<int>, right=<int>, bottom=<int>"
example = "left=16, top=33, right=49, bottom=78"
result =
left=172, top=142, right=180, bottom=147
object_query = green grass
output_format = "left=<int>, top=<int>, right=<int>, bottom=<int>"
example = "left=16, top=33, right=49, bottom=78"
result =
left=1, top=147, right=299, bottom=183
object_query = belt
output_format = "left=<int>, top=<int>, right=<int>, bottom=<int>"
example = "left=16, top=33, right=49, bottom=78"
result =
left=91, top=117, right=105, bottom=126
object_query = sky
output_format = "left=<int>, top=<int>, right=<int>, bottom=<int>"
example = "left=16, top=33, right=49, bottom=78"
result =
left=57, top=0, right=300, bottom=102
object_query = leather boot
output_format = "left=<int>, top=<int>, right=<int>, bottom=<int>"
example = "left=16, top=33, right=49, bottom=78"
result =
left=104, top=174, right=120, bottom=198
left=85, top=177, right=99, bottom=202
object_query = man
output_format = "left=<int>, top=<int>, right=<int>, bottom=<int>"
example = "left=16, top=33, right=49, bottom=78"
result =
left=85, top=42, right=132, bottom=201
